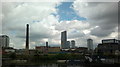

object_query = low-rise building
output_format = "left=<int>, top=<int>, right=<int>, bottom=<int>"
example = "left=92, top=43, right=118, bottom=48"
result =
left=48, top=47, right=60, bottom=53
left=36, top=46, right=47, bottom=53
left=15, top=49, right=26, bottom=55
left=76, top=47, right=88, bottom=54
left=102, top=39, right=120, bottom=44
left=2, top=47, right=15, bottom=54
left=29, top=49, right=36, bottom=55
left=35, top=46, right=60, bottom=54
left=15, top=49, right=37, bottom=55
left=97, top=39, right=120, bottom=55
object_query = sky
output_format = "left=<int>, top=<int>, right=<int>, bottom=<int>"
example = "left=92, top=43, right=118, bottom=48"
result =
left=1, top=0, right=119, bottom=49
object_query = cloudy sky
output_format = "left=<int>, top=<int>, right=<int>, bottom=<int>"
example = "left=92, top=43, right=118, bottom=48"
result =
left=1, top=0, right=119, bottom=49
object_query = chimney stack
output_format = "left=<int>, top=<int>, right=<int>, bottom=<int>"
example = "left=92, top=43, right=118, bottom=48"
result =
left=26, top=24, right=29, bottom=49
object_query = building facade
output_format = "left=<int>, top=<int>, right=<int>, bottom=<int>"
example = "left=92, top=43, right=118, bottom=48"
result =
left=97, top=39, right=120, bottom=55
left=0, top=35, right=9, bottom=48
left=35, top=46, right=60, bottom=53
left=71, top=40, right=75, bottom=49
left=61, top=31, right=67, bottom=49
left=66, top=41, right=70, bottom=49
left=36, top=46, right=47, bottom=53
left=76, top=47, right=88, bottom=54
left=102, top=39, right=120, bottom=44
left=48, top=47, right=60, bottom=53
left=87, top=39, right=93, bottom=51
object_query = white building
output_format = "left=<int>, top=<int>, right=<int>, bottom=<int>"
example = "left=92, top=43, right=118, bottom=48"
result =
left=66, top=41, right=70, bottom=49
left=87, top=39, right=93, bottom=51
left=0, top=35, right=9, bottom=48
left=71, top=40, right=75, bottom=49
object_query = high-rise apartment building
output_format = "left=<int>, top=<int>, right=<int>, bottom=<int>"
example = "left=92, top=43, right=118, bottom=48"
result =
left=66, top=41, right=70, bottom=49
left=87, top=39, right=93, bottom=51
left=71, top=40, right=75, bottom=49
left=61, top=31, right=67, bottom=49
left=0, top=35, right=9, bottom=48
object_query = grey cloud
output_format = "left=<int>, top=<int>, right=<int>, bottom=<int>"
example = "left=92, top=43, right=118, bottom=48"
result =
left=68, top=30, right=85, bottom=39
left=90, top=27, right=115, bottom=37
left=73, top=2, right=118, bottom=37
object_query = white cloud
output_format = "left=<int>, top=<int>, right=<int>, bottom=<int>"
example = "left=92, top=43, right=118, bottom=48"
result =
left=55, top=20, right=89, bottom=31
left=2, top=2, right=61, bottom=48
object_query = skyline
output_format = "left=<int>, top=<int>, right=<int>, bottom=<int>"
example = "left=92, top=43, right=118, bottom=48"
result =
left=1, top=1, right=119, bottom=49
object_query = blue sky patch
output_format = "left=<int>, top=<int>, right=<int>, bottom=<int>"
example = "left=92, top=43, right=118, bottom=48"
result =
left=56, top=2, right=86, bottom=22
